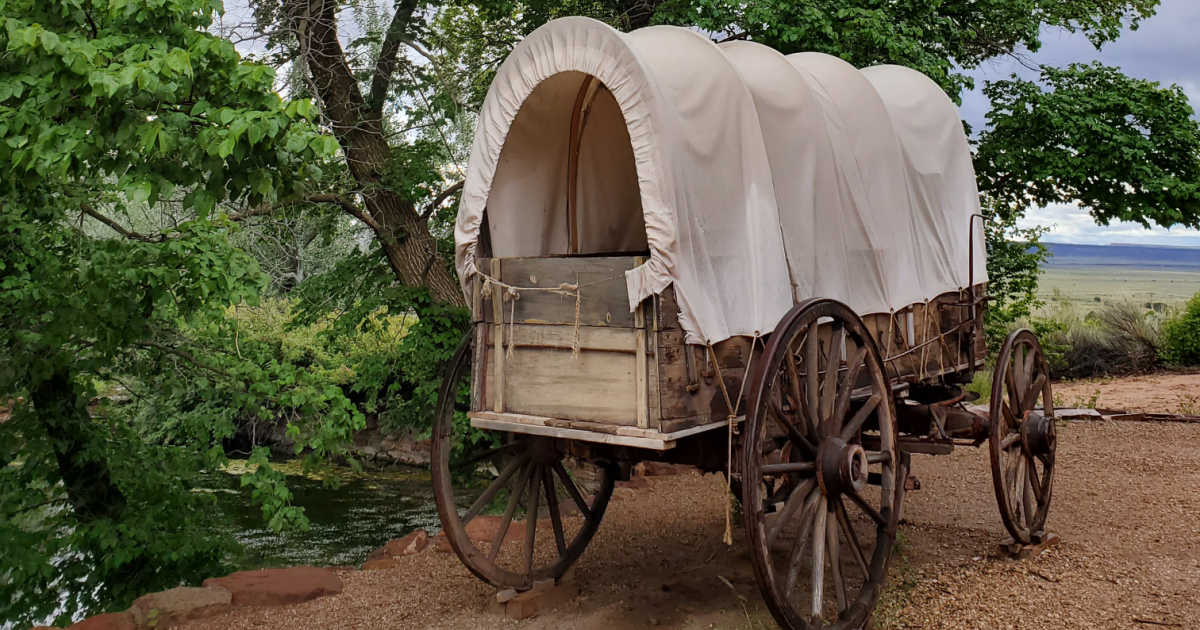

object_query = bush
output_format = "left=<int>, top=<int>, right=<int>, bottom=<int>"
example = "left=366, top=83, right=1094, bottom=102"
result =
left=1018, top=301, right=1163, bottom=379
left=1161, top=292, right=1200, bottom=365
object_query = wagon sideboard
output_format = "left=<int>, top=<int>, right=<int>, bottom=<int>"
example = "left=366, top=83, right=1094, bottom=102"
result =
left=468, top=255, right=987, bottom=449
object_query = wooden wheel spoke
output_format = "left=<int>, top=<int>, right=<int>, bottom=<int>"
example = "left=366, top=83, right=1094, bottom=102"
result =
left=827, top=507, right=846, bottom=613
left=834, top=499, right=870, bottom=576
left=523, top=466, right=541, bottom=574
left=769, top=396, right=818, bottom=454
left=1025, top=453, right=1045, bottom=503
left=844, top=490, right=887, bottom=528
left=810, top=503, right=828, bottom=619
left=541, top=466, right=567, bottom=556
left=782, top=493, right=821, bottom=595
left=805, top=330, right=821, bottom=434
left=488, top=461, right=533, bottom=561
left=1021, top=345, right=1036, bottom=390
left=832, top=345, right=867, bottom=429
left=551, top=461, right=592, bottom=520
left=1021, top=461, right=1036, bottom=524
left=820, top=324, right=845, bottom=424
left=1001, top=401, right=1017, bottom=429
left=840, top=393, right=881, bottom=442
left=1004, top=450, right=1021, bottom=513
left=761, top=461, right=816, bottom=476
left=1005, top=368, right=1022, bottom=412
left=1021, top=373, right=1048, bottom=414
left=999, top=433, right=1020, bottom=450
left=771, top=480, right=818, bottom=548
left=462, top=454, right=528, bottom=525
left=1017, top=453, right=1027, bottom=523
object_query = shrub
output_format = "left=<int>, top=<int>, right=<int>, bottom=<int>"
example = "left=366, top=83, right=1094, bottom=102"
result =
left=1161, top=292, right=1200, bottom=365
left=1018, top=301, right=1162, bottom=379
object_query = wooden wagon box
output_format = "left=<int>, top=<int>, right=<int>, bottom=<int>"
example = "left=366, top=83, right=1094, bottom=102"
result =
left=467, top=255, right=987, bottom=451
left=468, top=255, right=732, bottom=450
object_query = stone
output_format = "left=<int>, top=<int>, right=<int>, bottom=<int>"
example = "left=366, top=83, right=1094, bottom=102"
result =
left=66, top=612, right=135, bottom=630
left=634, top=461, right=695, bottom=477
left=365, top=530, right=430, bottom=564
left=130, top=586, right=231, bottom=628
left=361, top=556, right=403, bottom=571
left=502, top=578, right=580, bottom=620
left=464, top=515, right=525, bottom=546
left=202, top=567, right=342, bottom=607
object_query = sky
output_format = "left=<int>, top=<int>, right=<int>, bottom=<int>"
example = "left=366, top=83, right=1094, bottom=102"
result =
left=960, top=0, right=1200, bottom=247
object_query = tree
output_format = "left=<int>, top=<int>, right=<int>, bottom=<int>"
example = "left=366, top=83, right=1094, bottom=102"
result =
left=975, top=62, right=1200, bottom=228
left=0, top=0, right=355, bottom=624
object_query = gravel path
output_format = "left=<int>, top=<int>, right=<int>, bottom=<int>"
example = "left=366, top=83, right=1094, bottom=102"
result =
left=183, top=419, right=1200, bottom=630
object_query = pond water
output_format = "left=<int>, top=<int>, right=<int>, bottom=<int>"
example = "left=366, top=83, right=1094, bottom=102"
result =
left=205, top=462, right=445, bottom=569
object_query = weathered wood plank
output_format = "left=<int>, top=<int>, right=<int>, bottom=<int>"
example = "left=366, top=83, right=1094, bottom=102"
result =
left=502, top=343, right=638, bottom=424
left=491, top=259, right=504, bottom=413
left=504, top=323, right=636, bottom=353
left=477, top=256, right=640, bottom=327
left=634, top=292, right=648, bottom=428
left=469, top=411, right=730, bottom=450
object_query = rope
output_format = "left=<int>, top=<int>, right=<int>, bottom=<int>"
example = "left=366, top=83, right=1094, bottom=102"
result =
left=474, top=269, right=624, bottom=360
left=706, top=335, right=762, bottom=546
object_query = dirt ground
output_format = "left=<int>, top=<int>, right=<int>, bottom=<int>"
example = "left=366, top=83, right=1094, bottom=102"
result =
left=1055, top=370, right=1200, bottom=414
left=184, top=382, right=1200, bottom=630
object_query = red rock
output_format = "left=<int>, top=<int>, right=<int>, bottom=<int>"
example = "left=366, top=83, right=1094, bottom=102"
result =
left=66, top=612, right=135, bottom=630
left=202, top=567, right=342, bottom=607
left=361, top=556, right=403, bottom=571
left=130, top=586, right=231, bottom=627
left=432, top=516, right=528, bottom=553
left=365, top=530, right=429, bottom=563
left=503, top=578, right=580, bottom=620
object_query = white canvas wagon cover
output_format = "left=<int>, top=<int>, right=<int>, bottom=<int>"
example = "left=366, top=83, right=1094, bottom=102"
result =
left=455, top=17, right=986, bottom=345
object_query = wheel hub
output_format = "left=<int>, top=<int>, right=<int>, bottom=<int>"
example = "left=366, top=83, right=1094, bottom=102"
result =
left=1021, top=411, right=1056, bottom=456
left=816, top=437, right=869, bottom=496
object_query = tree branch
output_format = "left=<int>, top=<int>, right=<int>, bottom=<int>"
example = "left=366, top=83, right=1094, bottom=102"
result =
left=368, top=0, right=420, bottom=116
left=229, top=194, right=382, bottom=233
left=80, top=205, right=164, bottom=242
left=419, top=181, right=463, bottom=221
left=307, top=193, right=383, bottom=232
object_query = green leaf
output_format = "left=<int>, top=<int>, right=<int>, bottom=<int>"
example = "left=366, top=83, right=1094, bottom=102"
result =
left=216, top=135, right=236, bottom=159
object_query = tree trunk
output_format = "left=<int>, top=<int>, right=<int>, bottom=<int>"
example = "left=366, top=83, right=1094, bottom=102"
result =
left=285, top=0, right=466, bottom=308
left=31, top=367, right=126, bottom=522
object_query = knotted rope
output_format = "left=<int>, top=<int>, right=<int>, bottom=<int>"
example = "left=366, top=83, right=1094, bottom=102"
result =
left=707, top=334, right=762, bottom=546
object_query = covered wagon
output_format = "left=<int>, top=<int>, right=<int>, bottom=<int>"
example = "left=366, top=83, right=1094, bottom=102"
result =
left=432, top=17, right=1058, bottom=630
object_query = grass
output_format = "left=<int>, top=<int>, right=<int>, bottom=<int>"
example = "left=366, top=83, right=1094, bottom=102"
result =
left=1038, top=266, right=1200, bottom=308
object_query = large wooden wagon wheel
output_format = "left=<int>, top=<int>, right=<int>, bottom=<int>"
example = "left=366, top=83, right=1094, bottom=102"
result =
left=431, top=332, right=616, bottom=590
left=744, top=299, right=902, bottom=630
left=988, top=329, right=1056, bottom=544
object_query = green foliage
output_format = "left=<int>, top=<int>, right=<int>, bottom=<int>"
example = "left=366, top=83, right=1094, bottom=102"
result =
left=1160, top=292, right=1200, bottom=365
left=982, top=201, right=1050, bottom=351
left=0, top=0, right=341, bottom=624
left=977, top=62, right=1200, bottom=228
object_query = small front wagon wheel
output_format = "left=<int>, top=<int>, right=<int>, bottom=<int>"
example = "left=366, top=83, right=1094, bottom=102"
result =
left=988, top=329, right=1056, bottom=544
left=744, top=299, right=902, bottom=630
left=430, top=332, right=615, bottom=590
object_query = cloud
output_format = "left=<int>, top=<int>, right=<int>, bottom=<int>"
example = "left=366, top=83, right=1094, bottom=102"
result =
left=1018, top=204, right=1200, bottom=246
